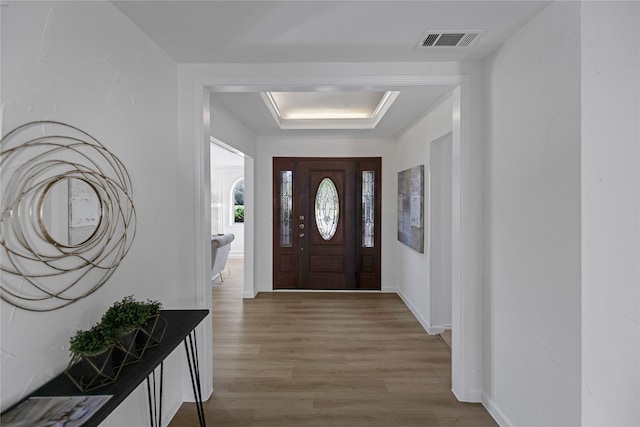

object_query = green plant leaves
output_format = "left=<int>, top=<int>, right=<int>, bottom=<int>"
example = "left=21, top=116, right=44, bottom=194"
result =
left=68, top=296, right=163, bottom=357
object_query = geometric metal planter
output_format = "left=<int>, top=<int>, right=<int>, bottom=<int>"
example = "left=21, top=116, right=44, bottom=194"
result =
left=139, top=315, right=167, bottom=350
left=64, top=315, right=167, bottom=392
left=112, top=315, right=168, bottom=369
left=113, top=328, right=145, bottom=368
left=64, top=345, right=122, bottom=391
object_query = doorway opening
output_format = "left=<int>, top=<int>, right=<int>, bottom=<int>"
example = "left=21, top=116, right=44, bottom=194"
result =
left=209, top=138, right=246, bottom=296
left=195, top=76, right=480, bottom=402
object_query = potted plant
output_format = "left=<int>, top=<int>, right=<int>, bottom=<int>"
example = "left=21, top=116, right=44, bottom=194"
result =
left=65, top=324, right=120, bottom=391
left=100, top=296, right=165, bottom=366
left=137, top=298, right=167, bottom=349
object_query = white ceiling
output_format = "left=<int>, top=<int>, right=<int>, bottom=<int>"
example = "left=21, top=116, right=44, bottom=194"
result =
left=112, top=1, right=549, bottom=64
left=112, top=0, right=549, bottom=138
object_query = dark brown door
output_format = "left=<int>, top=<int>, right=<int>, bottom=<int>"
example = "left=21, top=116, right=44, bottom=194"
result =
left=273, top=157, right=381, bottom=290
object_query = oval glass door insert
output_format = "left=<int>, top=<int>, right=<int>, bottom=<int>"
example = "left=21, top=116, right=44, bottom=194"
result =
left=315, top=177, right=339, bottom=240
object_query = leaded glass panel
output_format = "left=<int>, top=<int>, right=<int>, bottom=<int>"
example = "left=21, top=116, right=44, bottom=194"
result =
left=315, top=178, right=339, bottom=241
left=280, top=171, right=293, bottom=247
left=362, top=171, right=375, bottom=247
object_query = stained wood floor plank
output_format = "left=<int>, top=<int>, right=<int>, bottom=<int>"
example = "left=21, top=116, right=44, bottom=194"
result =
left=169, top=259, right=497, bottom=427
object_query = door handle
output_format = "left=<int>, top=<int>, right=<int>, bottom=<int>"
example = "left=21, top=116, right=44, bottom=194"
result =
left=299, top=233, right=305, bottom=238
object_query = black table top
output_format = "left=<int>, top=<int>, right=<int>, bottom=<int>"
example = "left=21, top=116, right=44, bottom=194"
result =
left=2, top=309, right=209, bottom=427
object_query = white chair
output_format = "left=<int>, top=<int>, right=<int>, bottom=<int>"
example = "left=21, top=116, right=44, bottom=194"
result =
left=211, top=233, right=235, bottom=283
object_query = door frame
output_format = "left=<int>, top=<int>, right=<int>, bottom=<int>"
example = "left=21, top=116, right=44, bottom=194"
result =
left=182, top=71, right=483, bottom=403
left=272, top=157, right=382, bottom=290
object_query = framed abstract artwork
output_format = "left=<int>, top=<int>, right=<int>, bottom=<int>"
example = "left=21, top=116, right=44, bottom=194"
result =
left=397, top=165, right=424, bottom=253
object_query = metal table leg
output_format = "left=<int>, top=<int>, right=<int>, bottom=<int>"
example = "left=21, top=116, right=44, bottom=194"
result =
left=184, top=331, right=206, bottom=427
left=146, top=362, right=163, bottom=427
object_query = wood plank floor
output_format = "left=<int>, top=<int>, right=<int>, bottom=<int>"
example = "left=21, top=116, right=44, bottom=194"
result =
left=169, top=259, right=496, bottom=427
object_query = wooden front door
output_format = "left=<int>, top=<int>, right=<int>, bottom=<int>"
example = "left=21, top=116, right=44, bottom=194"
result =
left=273, top=157, right=381, bottom=290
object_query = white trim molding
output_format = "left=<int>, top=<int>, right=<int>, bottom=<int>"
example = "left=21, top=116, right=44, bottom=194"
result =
left=179, top=62, right=484, bottom=407
left=397, top=289, right=446, bottom=335
left=482, top=392, right=514, bottom=427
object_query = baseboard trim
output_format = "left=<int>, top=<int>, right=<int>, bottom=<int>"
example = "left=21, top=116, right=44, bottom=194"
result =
left=164, top=398, right=183, bottom=427
left=272, top=289, right=390, bottom=294
left=482, top=392, right=513, bottom=427
left=396, top=289, right=444, bottom=335
left=451, top=387, right=483, bottom=403
left=243, top=290, right=257, bottom=298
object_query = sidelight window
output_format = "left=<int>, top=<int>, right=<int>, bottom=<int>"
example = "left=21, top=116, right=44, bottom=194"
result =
left=280, top=171, right=293, bottom=247
left=362, top=171, right=375, bottom=247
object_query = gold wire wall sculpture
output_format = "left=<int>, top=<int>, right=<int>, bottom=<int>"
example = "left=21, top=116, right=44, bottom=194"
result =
left=0, top=121, right=136, bottom=312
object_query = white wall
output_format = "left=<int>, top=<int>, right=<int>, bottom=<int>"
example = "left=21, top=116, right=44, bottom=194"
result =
left=395, top=96, right=453, bottom=334
left=1, top=2, right=187, bottom=425
left=210, top=94, right=258, bottom=160
left=581, top=2, right=640, bottom=425
left=482, top=2, right=582, bottom=425
left=430, top=132, right=453, bottom=329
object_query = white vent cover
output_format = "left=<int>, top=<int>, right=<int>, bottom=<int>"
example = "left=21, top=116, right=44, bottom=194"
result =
left=418, top=30, right=485, bottom=48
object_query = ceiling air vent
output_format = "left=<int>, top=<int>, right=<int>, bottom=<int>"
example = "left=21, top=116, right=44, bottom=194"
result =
left=418, top=30, right=485, bottom=48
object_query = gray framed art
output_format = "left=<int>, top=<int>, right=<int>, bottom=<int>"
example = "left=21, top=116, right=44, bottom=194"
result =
left=397, top=165, right=424, bottom=253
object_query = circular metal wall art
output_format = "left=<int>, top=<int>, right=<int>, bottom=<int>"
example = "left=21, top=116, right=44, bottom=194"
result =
left=1, top=121, right=136, bottom=311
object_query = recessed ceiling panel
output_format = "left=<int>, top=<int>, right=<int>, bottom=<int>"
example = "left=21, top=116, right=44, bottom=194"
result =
left=271, top=91, right=386, bottom=119
left=261, top=91, right=399, bottom=129
left=212, top=84, right=456, bottom=138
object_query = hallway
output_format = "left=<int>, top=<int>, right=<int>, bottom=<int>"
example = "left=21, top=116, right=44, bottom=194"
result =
left=170, top=259, right=496, bottom=426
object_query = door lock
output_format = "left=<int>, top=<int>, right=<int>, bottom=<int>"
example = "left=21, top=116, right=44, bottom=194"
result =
left=299, top=224, right=305, bottom=229
left=299, top=215, right=305, bottom=220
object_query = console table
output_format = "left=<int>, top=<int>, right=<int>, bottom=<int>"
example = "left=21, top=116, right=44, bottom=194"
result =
left=1, top=309, right=209, bottom=427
